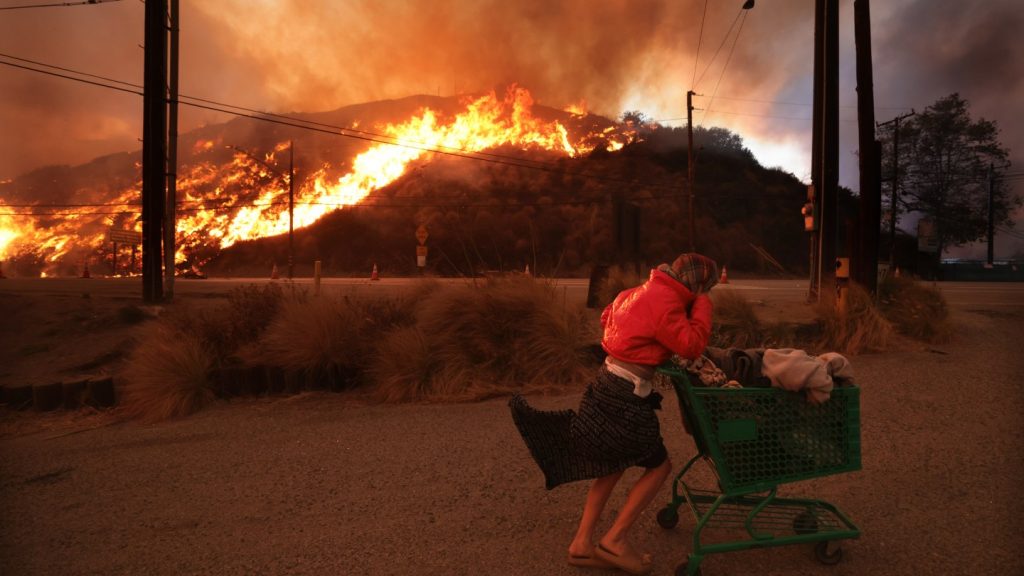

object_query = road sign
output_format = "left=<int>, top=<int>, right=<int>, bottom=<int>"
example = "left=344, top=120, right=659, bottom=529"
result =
left=108, top=229, right=142, bottom=244
left=415, top=224, right=428, bottom=245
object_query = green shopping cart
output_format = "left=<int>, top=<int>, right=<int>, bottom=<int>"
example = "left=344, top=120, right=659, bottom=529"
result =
left=655, top=364, right=861, bottom=576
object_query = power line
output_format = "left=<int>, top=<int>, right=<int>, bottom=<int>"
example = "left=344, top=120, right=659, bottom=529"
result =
left=0, top=59, right=141, bottom=96
left=0, top=0, right=120, bottom=10
left=0, top=191, right=697, bottom=216
left=690, top=0, right=710, bottom=90
left=693, top=8, right=744, bottom=90
left=711, top=94, right=916, bottom=112
left=0, top=53, right=683, bottom=196
left=700, top=7, right=751, bottom=127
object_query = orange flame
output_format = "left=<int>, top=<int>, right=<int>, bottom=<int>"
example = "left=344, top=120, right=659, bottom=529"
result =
left=2, top=86, right=636, bottom=275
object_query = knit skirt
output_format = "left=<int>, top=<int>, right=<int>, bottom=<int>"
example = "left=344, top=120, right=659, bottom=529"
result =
left=509, top=368, right=666, bottom=490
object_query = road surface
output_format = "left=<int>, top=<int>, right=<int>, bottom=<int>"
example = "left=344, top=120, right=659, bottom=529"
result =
left=0, top=277, right=1022, bottom=575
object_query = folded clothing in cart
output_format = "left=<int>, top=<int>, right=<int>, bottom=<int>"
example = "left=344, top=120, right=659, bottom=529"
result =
left=762, top=349, right=855, bottom=404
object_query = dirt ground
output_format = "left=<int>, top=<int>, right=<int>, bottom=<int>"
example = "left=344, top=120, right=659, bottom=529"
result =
left=1, top=283, right=1023, bottom=575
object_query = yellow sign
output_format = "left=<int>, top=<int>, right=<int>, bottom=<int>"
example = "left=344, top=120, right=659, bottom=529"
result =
left=415, top=225, right=428, bottom=245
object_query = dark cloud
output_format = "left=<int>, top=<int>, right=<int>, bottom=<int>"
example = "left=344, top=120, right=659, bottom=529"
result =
left=2, top=0, right=1021, bottom=254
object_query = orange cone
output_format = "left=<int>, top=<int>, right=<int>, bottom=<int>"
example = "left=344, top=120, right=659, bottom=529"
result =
left=271, top=263, right=279, bottom=280
left=893, top=267, right=901, bottom=278
left=524, top=264, right=531, bottom=276
left=371, top=263, right=380, bottom=281
left=719, top=265, right=729, bottom=284
left=81, top=261, right=91, bottom=279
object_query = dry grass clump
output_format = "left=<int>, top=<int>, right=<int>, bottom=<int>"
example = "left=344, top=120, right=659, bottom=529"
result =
left=594, top=265, right=645, bottom=309
left=709, top=288, right=763, bottom=348
left=244, top=288, right=420, bottom=388
left=371, top=276, right=597, bottom=402
left=117, top=283, right=287, bottom=421
left=877, top=276, right=953, bottom=343
left=116, top=277, right=595, bottom=417
left=165, top=282, right=286, bottom=362
left=815, top=282, right=894, bottom=354
left=119, top=322, right=216, bottom=422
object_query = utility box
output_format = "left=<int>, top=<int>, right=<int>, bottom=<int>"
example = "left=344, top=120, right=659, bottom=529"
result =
left=835, top=257, right=851, bottom=279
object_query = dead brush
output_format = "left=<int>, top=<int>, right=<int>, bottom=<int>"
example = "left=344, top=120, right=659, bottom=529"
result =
left=709, top=288, right=763, bottom=349
left=243, top=292, right=381, bottom=388
left=815, top=282, right=894, bottom=354
left=118, top=321, right=217, bottom=422
left=370, top=276, right=598, bottom=402
left=877, top=276, right=952, bottom=343
left=165, top=283, right=286, bottom=363
left=594, top=265, right=645, bottom=309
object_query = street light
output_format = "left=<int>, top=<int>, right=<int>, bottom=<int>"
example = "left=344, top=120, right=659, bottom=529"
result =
left=226, top=141, right=296, bottom=279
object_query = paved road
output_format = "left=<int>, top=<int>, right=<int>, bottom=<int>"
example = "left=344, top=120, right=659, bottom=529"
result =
left=0, top=277, right=1022, bottom=575
left=3, top=276, right=1021, bottom=311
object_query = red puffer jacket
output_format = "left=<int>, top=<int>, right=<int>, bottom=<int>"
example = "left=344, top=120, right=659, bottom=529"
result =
left=601, top=269, right=713, bottom=366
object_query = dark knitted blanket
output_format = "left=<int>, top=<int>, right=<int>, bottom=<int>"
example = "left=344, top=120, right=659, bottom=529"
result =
left=509, top=368, right=664, bottom=490
left=703, top=346, right=771, bottom=388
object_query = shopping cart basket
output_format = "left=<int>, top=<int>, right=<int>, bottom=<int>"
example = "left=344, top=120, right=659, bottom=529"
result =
left=655, top=364, right=861, bottom=576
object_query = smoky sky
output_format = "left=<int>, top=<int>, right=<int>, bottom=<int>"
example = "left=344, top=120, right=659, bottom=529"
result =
left=1, top=0, right=1022, bottom=255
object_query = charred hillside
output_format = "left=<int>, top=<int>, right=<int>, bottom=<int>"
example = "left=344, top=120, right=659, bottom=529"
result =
left=209, top=125, right=849, bottom=277
left=1, top=87, right=856, bottom=278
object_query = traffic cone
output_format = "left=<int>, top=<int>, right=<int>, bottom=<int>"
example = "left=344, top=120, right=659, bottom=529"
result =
left=371, top=263, right=380, bottom=281
left=524, top=264, right=531, bottom=276
left=271, top=263, right=279, bottom=280
left=81, top=261, right=91, bottom=279
left=893, top=267, right=901, bottom=279
left=719, top=265, right=729, bottom=284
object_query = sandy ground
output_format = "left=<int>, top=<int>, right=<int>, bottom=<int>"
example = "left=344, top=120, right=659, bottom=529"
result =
left=1, top=285, right=1023, bottom=575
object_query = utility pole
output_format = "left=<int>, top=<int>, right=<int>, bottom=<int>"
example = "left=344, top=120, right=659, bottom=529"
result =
left=810, top=0, right=839, bottom=302
left=987, top=163, right=995, bottom=267
left=853, top=0, right=880, bottom=294
left=164, top=0, right=179, bottom=298
left=877, top=109, right=915, bottom=267
left=142, top=0, right=168, bottom=303
left=686, top=89, right=696, bottom=252
left=288, top=140, right=295, bottom=279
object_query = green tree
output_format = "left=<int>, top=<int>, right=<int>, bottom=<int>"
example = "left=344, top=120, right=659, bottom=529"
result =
left=881, top=93, right=1019, bottom=262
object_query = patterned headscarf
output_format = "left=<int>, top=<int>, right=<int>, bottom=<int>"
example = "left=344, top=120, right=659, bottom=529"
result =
left=658, top=253, right=719, bottom=294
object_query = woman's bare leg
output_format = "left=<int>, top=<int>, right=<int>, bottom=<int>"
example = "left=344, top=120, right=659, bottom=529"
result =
left=598, top=457, right=672, bottom=556
left=567, top=470, right=624, bottom=557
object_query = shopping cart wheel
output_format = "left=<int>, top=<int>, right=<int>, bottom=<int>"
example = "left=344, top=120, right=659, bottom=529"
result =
left=793, top=511, right=818, bottom=534
left=675, top=561, right=702, bottom=576
left=814, top=541, right=843, bottom=565
left=657, top=506, right=680, bottom=529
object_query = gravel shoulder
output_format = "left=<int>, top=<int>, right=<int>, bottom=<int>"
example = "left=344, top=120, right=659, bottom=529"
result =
left=1, top=287, right=1022, bottom=575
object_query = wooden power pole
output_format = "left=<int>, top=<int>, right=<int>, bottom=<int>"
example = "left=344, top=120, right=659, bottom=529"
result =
left=686, top=90, right=696, bottom=252
left=165, top=0, right=179, bottom=298
left=811, top=0, right=840, bottom=302
left=142, top=0, right=168, bottom=303
left=853, top=0, right=880, bottom=294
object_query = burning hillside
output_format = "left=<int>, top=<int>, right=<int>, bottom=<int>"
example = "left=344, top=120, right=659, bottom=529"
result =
left=0, top=86, right=636, bottom=277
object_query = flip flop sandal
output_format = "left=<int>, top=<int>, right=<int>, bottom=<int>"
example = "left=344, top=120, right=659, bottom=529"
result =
left=593, top=543, right=653, bottom=575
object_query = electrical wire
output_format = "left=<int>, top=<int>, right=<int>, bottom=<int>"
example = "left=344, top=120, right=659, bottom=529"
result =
left=0, top=53, right=679, bottom=195
left=690, top=0, right=710, bottom=90
left=700, top=7, right=750, bottom=127
left=0, top=0, right=120, bottom=10
left=693, top=8, right=744, bottom=90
